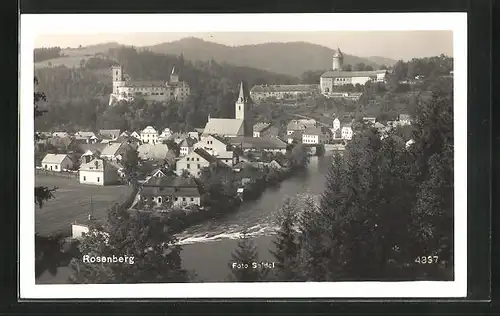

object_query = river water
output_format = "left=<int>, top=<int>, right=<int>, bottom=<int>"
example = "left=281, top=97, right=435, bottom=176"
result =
left=36, top=154, right=334, bottom=284
left=177, top=154, right=333, bottom=281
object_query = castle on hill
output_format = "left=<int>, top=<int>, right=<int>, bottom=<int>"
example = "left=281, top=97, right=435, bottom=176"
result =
left=109, top=65, right=190, bottom=105
left=320, top=47, right=387, bottom=94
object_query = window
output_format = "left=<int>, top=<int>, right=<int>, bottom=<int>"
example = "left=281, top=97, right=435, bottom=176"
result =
left=197, top=164, right=200, bottom=169
left=187, top=157, right=190, bottom=161
left=197, top=158, right=199, bottom=161
left=83, top=176, right=86, bottom=181
left=175, top=197, right=178, bottom=201
left=97, top=177, right=100, bottom=182
left=187, top=164, right=190, bottom=169
left=182, top=197, right=186, bottom=202
left=158, top=197, right=162, bottom=204
left=191, top=198, right=194, bottom=202
left=54, top=165, right=58, bottom=170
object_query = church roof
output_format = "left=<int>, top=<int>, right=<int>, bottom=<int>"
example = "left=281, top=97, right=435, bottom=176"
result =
left=203, top=118, right=244, bottom=136
left=321, top=70, right=387, bottom=78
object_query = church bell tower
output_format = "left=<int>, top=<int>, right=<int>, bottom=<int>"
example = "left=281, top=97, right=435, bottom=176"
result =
left=235, top=81, right=246, bottom=120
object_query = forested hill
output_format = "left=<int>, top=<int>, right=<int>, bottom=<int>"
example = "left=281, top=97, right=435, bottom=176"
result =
left=34, top=46, right=299, bottom=133
left=145, top=37, right=394, bottom=77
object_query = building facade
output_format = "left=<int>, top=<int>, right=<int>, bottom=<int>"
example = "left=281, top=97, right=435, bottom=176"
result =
left=109, top=65, right=190, bottom=105
left=140, top=126, right=159, bottom=145
left=250, top=84, right=320, bottom=103
left=320, top=47, right=387, bottom=95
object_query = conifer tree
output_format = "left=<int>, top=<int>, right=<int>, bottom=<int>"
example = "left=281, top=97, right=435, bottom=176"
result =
left=228, top=231, right=267, bottom=282
left=270, top=198, right=302, bottom=281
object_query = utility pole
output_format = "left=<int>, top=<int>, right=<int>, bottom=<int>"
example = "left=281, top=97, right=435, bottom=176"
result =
left=88, top=196, right=94, bottom=221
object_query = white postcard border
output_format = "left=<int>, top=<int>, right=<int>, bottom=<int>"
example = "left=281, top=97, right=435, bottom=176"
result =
left=20, top=13, right=467, bottom=299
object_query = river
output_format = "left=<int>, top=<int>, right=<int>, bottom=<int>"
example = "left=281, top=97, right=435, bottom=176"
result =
left=36, top=154, right=334, bottom=284
left=177, top=154, right=333, bottom=281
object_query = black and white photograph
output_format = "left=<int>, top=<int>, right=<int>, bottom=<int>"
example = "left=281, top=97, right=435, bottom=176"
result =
left=20, top=13, right=467, bottom=298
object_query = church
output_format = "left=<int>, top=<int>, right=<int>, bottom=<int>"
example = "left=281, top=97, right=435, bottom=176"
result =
left=109, top=65, right=190, bottom=105
left=202, top=82, right=251, bottom=138
left=320, top=48, right=387, bottom=95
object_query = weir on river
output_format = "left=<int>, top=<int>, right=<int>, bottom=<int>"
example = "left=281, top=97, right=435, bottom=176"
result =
left=178, top=154, right=334, bottom=281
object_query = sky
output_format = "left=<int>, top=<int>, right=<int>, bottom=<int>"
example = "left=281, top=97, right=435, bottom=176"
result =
left=34, top=31, right=453, bottom=61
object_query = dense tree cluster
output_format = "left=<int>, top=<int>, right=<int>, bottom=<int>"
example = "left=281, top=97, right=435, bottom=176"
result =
left=392, top=55, right=453, bottom=81
left=34, top=47, right=65, bottom=62
left=269, top=78, right=453, bottom=281
left=69, top=203, right=191, bottom=283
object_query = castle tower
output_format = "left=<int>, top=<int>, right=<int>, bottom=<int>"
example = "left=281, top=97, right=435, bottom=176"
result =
left=111, top=65, right=124, bottom=95
left=235, top=81, right=246, bottom=120
left=170, top=66, right=179, bottom=84
left=332, top=47, right=344, bottom=71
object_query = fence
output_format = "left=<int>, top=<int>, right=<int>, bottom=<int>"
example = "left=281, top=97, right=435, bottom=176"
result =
left=35, top=167, right=79, bottom=179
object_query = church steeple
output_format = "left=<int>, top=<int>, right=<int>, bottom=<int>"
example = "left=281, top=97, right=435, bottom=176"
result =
left=235, top=81, right=246, bottom=120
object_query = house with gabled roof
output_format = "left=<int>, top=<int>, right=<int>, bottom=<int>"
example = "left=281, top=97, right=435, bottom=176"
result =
left=79, top=158, right=120, bottom=186
left=99, top=129, right=121, bottom=140
left=141, top=176, right=201, bottom=207
left=41, top=154, right=73, bottom=172
left=302, top=127, right=330, bottom=144
left=179, top=137, right=198, bottom=157
left=100, top=142, right=131, bottom=161
left=176, top=148, right=221, bottom=177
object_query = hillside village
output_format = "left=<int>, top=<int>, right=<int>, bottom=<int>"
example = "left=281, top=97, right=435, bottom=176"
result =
left=31, top=28, right=457, bottom=286
left=35, top=47, right=423, bottom=239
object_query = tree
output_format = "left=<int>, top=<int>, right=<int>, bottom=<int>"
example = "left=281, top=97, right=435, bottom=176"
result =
left=121, top=147, right=139, bottom=183
left=353, top=62, right=366, bottom=71
left=379, top=64, right=388, bottom=70
left=270, top=198, right=302, bottom=281
left=69, top=205, right=191, bottom=283
left=341, top=64, right=353, bottom=72
left=228, top=232, right=267, bottom=282
left=365, top=65, right=374, bottom=71
left=286, top=144, right=310, bottom=170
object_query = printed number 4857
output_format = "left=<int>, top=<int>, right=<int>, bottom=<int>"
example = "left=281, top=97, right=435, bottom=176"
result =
left=415, top=256, right=439, bottom=264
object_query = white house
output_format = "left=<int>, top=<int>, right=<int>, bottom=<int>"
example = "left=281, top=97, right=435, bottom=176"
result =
left=79, top=158, right=120, bottom=186
left=141, top=177, right=202, bottom=208
left=130, top=131, right=141, bottom=139
left=100, top=142, right=130, bottom=161
left=41, top=154, right=74, bottom=171
left=341, top=125, right=354, bottom=140
left=193, top=135, right=229, bottom=157
left=176, top=148, right=218, bottom=177
left=332, top=118, right=341, bottom=131
left=302, top=127, right=330, bottom=144
left=140, top=126, right=159, bottom=145
left=179, top=137, right=198, bottom=157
